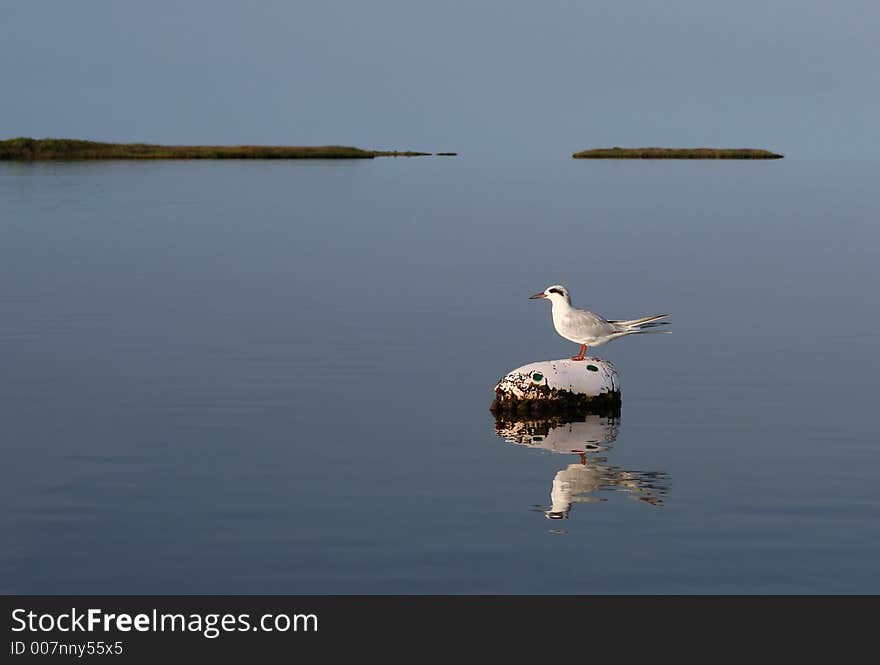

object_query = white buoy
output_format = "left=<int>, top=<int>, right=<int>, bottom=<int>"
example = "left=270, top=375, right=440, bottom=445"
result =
left=491, top=357, right=620, bottom=415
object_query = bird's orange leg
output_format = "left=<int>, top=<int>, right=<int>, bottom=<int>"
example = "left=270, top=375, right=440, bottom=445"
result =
left=571, top=344, right=587, bottom=361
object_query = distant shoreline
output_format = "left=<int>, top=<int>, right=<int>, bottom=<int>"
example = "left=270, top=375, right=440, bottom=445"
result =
left=0, top=138, right=444, bottom=160
left=573, top=147, right=784, bottom=159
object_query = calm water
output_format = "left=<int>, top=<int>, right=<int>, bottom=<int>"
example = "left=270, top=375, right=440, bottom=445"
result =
left=1, top=156, right=878, bottom=593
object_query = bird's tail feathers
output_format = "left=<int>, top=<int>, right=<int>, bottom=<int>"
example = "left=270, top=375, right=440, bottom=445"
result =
left=610, top=315, right=671, bottom=337
left=635, top=321, right=670, bottom=330
left=609, top=314, right=669, bottom=328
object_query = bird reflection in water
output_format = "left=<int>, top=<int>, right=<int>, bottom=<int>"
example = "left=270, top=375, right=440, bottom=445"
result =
left=494, top=412, right=670, bottom=520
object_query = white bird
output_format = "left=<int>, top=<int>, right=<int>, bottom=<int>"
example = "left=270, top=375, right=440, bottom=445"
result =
left=529, top=284, right=669, bottom=361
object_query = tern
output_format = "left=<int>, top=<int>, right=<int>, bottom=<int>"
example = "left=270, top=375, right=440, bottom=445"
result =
left=530, top=284, right=669, bottom=360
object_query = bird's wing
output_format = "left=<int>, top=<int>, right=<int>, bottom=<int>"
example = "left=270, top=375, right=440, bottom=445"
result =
left=566, top=308, right=615, bottom=335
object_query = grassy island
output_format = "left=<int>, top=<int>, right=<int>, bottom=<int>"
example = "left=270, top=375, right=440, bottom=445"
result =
left=573, top=147, right=783, bottom=159
left=0, top=138, right=433, bottom=160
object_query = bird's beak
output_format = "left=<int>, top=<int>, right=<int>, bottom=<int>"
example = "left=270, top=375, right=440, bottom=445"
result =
left=529, top=292, right=547, bottom=299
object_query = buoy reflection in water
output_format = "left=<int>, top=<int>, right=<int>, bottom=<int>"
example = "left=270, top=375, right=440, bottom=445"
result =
left=494, top=413, right=670, bottom=520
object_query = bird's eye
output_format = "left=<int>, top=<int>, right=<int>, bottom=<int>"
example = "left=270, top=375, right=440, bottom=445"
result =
left=531, top=372, right=544, bottom=383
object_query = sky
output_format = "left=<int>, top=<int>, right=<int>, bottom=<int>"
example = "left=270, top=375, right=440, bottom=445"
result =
left=1, top=0, right=877, bottom=158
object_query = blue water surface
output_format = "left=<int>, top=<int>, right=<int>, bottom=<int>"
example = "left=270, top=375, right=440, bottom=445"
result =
left=1, top=156, right=878, bottom=593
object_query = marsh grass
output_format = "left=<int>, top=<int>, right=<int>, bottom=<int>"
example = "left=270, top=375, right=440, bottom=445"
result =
left=573, top=147, right=784, bottom=159
left=0, top=138, right=430, bottom=160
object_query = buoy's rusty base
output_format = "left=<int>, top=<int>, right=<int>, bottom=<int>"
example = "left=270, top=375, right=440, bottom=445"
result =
left=490, top=389, right=621, bottom=419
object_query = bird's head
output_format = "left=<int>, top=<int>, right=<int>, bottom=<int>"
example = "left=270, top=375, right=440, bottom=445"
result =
left=529, top=284, right=570, bottom=305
